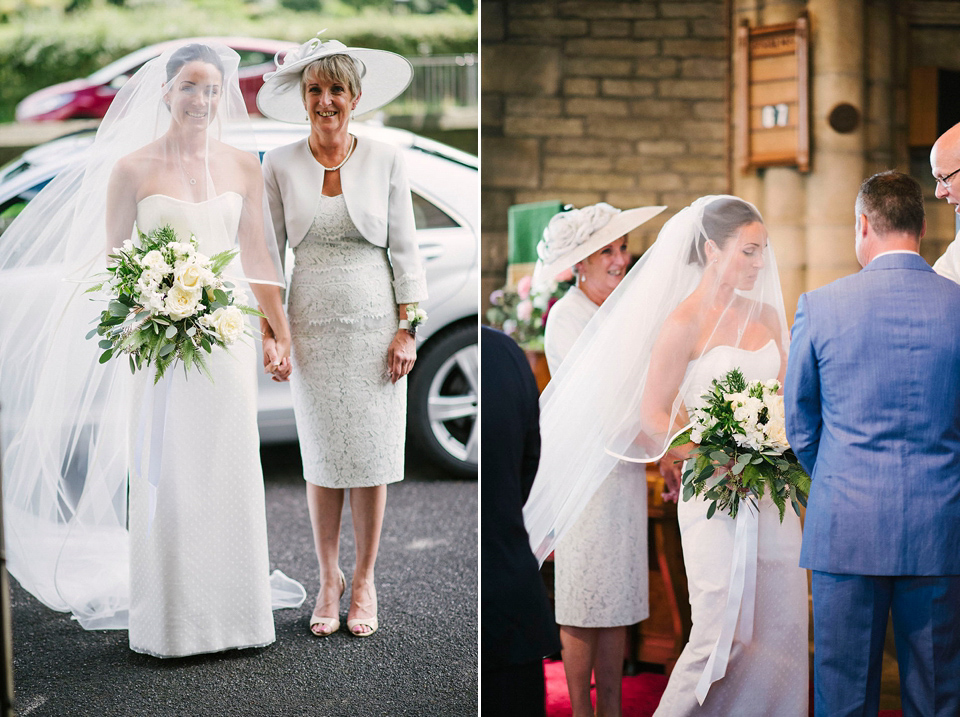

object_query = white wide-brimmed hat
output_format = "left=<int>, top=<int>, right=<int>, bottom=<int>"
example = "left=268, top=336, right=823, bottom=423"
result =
left=256, top=33, right=414, bottom=123
left=534, top=203, right=667, bottom=285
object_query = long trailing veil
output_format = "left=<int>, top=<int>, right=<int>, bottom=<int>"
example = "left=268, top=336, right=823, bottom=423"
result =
left=0, top=42, right=302, bottom=630
left=523, top=195, right=789, bottom=564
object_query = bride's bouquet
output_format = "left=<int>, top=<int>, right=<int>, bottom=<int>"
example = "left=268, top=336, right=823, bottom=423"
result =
left=87, top=225, right=261, bottom=383
left=670, top=368, right=810, bottom=521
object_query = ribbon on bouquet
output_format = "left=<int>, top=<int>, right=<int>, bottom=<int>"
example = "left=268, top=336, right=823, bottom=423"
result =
left=694, top=502, right=759, bottom=705
left=134, top=372, right=173, bottom=537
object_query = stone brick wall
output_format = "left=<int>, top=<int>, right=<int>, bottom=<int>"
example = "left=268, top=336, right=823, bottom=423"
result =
left=481, top=0, right=731, bottom=308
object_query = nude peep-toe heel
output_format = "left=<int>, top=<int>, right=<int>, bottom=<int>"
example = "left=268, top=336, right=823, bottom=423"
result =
left=347, top=587, right=378, bottom=638
left=309, top=568, right=345, bottom=637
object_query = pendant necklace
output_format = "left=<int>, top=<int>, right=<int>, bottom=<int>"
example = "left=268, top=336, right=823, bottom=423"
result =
left=180, top=156, right=198, bottom=186
left=317, top=135, right=356, bottom=172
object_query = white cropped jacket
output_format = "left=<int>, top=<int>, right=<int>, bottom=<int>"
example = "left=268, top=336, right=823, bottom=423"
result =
left=262, top=136, right=428, bottom=304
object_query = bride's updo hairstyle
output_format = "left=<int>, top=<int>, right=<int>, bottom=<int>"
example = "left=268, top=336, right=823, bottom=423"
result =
left=688, top=197, right=763, bottom=265
left=165, top=43, right=225, bottom=82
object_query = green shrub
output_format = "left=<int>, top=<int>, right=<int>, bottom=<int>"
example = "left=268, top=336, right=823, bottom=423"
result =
left=278, top=0, right=323, bottom=11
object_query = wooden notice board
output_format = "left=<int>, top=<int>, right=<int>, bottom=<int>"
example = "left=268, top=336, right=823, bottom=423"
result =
left=737, top=16, right=810, bottom=172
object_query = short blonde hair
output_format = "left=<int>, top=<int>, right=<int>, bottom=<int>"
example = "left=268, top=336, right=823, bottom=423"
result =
left=299, top=55, right=362, bottom=102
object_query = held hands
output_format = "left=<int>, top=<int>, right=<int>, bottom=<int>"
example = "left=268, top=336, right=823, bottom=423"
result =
left=387, top=330, right=416, bottom=384
left=262, top=334, right=292, bottom=382
left=659, top=450, right=683, bottom=503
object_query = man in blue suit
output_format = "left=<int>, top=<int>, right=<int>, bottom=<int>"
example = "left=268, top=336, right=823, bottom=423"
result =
left=785, top=171, right=960, bottom=717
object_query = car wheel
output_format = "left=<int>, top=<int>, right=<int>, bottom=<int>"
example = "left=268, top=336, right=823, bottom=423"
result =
left=407, top=321, right=478, bottom=478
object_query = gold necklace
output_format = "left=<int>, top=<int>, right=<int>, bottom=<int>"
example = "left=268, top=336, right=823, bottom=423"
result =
left=315, top=135, right=356, bottom=172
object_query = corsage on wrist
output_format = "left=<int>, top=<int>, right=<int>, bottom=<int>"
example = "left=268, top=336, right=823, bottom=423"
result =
left=400, top=304, right=428, bottom=337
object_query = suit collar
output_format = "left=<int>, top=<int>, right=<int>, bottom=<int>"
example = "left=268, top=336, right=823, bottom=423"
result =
left=862, top=251, right=932, bottom=273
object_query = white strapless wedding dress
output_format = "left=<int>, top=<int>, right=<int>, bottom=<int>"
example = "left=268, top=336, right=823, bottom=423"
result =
left=654, top=341, right=808, bottom=716
left=128, top=193, right=302, bottom=658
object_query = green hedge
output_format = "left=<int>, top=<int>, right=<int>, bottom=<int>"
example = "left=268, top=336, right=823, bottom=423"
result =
left=0, top=5, right=477, bottom=121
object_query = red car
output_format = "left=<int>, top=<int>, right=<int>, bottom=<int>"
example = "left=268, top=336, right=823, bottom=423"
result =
left=15, top=37, right=295, bottom=122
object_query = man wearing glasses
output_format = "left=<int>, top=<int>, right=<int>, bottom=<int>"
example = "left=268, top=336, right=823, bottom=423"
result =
left=931, top=122, right=960, bottom=282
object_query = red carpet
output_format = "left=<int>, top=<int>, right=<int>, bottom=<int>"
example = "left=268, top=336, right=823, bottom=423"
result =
left=544, top=659, right=903, bottom=717
left=544, top=659, right=668, bottom=717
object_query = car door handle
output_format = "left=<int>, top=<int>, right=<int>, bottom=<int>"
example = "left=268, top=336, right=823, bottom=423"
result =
left=418, top=242, right=444, bottom=261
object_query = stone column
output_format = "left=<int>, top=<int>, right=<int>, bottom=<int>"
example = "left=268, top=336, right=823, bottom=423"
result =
left=731, top=0, right=808, bottom=321
left=761, top=0, right=809, bottom=323
left=864, top=0, right=895, bottom=176
left=804, top=0, right=865, bottom=291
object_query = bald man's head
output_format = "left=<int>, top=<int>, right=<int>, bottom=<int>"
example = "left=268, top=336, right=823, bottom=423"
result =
left=931, top=123, right=960, bottom=213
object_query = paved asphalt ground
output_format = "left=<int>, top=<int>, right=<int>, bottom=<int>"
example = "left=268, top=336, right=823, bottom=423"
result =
left=8, top=446, right=478, bottom=717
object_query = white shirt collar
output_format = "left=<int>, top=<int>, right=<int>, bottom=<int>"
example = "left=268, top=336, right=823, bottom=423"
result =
left=872, top=249, right=919, bottom=261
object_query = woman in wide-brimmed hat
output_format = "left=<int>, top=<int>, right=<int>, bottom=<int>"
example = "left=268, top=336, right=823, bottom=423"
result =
left=537, top=202, right=664, bottom=717
left=258, top=34, right=427, bottom=639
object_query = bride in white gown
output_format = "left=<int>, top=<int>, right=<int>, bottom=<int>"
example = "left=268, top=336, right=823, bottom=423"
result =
left=0, top=42, right=304, bottom=657
left=524, top=196, right=807, bottom=714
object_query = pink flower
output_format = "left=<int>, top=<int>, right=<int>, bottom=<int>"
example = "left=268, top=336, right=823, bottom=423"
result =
left=516, top=299, right=533, bottom=321
left=517, top=275, right=532, bottom=299
left=554, top=267, right=574, bottom=283
left=489, top=289, right=504, bottom=305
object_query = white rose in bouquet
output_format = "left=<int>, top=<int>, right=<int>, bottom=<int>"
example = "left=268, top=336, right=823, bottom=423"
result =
left=208, top=306, right=245, bottom=345
left=174, top=262, right=211, bottom=292
left=164, top=284, right=201, bottom=320
left=762, top=394, right=790, bottom=453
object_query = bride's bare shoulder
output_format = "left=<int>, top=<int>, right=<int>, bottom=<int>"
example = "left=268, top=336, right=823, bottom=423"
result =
left=111, top=141, right=164, bottom=180
left=739, top=296, right=782, bottom=330
left=212, top=140, right=260, bottom=172
left=666, top=294, right=701, bottom=330
left=658, top=299, right=700, bottom=348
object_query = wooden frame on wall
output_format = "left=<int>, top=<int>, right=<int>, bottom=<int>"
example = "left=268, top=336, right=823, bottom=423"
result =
left=737, top=15, right=810, bottom=173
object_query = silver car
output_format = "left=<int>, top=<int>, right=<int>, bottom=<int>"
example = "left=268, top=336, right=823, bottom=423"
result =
left=0, top=121, right=478, bottom=477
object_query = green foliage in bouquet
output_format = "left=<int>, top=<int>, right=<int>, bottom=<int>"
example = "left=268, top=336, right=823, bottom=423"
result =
left=87, top=224, right=262, bottom=384
left=669, top=367, right=811, bottom=521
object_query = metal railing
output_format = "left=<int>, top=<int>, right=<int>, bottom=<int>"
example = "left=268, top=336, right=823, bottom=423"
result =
left=396, top=54, right=478, bottom=112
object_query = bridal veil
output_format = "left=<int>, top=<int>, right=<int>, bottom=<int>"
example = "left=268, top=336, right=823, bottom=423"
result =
left=523, top=195, right=789, bottom=562
left=0, top=42, right=292, bottom=628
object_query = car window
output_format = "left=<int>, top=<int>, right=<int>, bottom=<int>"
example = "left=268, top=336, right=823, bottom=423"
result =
left=0, top=180, right=50, bottom=235
left=0, top=200, right=26, bottom=234
left=412, top=192, right=458, bottom=230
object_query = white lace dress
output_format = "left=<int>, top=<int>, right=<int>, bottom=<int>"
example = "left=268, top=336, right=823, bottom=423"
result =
left=288, top=194, right=409, bottom=488
left=544, top=286, right=649, bottom=628
left=654, top=341, right=808, bottom=715
left=128, top=193, right=285, bottom=658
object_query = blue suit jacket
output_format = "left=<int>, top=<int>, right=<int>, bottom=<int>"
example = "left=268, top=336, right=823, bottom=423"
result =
left=785, top=252, right=960, bottom=575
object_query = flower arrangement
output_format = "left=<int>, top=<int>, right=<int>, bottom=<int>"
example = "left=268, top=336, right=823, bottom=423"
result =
left=87, top=224, right=261, bottom=383
left=485, top=274, right=572, bottom=350
left=406, top=303, right=428, bottom=330
left=670, top=367, right=810, bottom=521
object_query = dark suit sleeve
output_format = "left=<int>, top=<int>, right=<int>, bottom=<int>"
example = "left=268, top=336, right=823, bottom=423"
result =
left=784, top=293, right=822, bottom=476
left=518, top=357, right=541, bottom=505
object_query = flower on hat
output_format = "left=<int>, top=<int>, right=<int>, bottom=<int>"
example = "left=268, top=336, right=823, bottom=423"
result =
left=537, top=203, right=621, bottom=267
